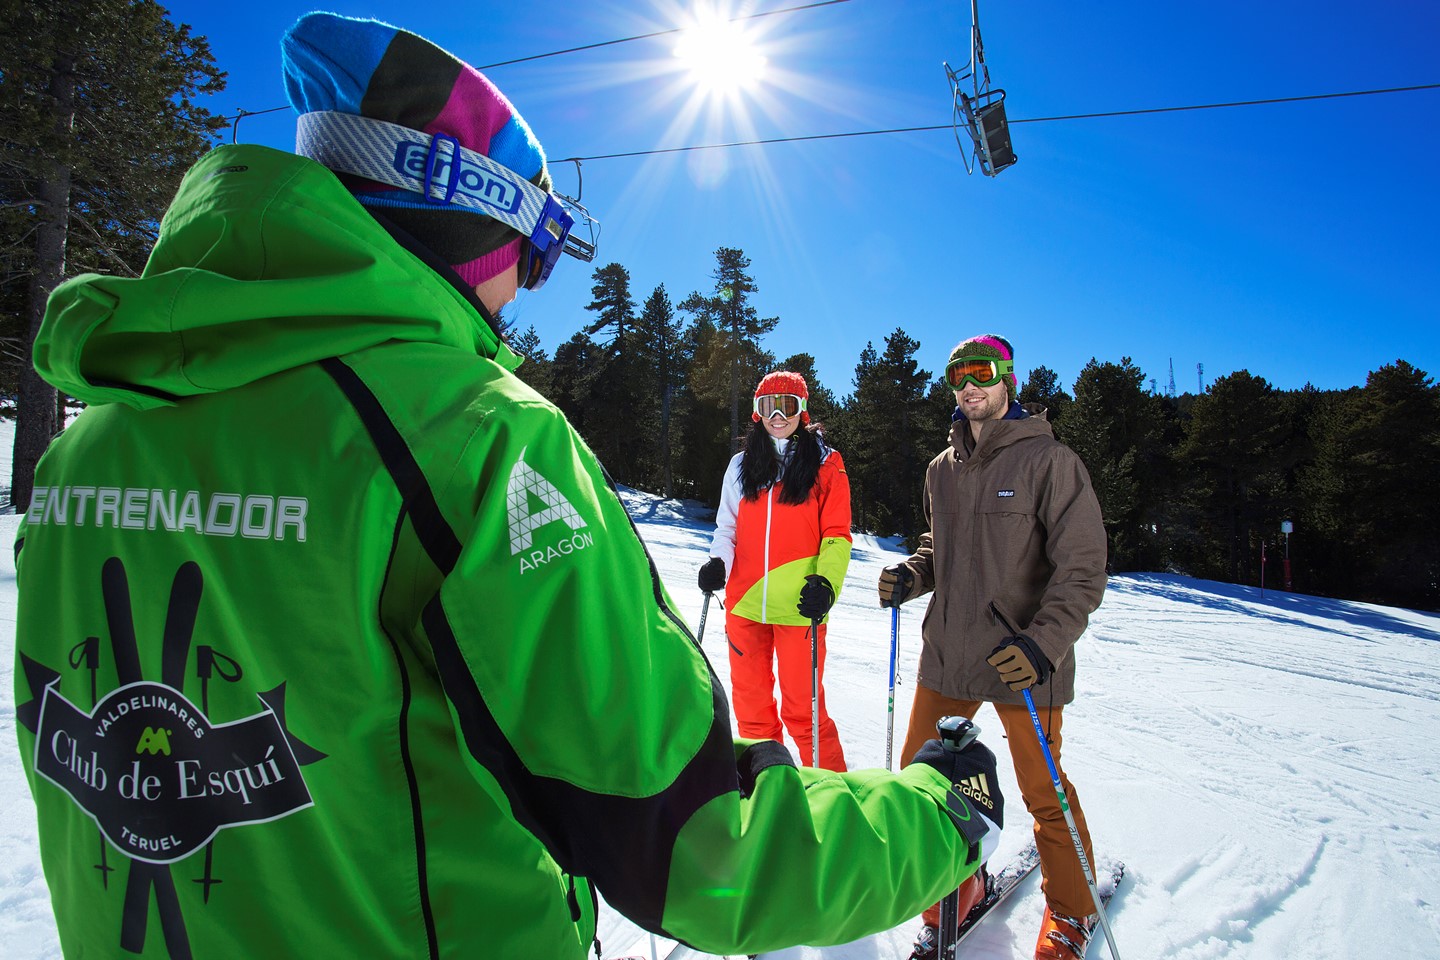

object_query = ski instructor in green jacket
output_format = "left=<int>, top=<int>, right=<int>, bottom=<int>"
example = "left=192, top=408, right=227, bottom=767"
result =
left=14, top=13, right=1002, bottom=959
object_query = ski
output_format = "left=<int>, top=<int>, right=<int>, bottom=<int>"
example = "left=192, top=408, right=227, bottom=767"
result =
left=1079, top=860, right=1126, bottom=958
left=938, top=842, right=1042, bottom=958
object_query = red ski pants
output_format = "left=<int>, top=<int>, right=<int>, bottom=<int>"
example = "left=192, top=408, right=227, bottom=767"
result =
left=724, top=614, right=847, bottom=771
left=901, top=683, right=1096, bottom=920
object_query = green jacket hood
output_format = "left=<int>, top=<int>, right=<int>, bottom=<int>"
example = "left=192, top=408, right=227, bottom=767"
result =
left=34, top=144, right=519, bottom=409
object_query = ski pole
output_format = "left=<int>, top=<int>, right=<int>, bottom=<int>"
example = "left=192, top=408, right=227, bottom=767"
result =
left=810, top=617, right=821, bottom=768
left=935, top=715, right=980, bottom=959
left=989, top=602, right=1121, bottom=960
left=1021, top=687, right=1121, bottom=960
left=886, top=605, right=899, bottom=770
left=696, top=591, right=713, bottom=645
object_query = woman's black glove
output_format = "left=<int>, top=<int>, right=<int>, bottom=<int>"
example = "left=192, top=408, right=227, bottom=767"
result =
left=796, top=575, right=835, bottom=619
left=697, top=557, right=726, bottom=593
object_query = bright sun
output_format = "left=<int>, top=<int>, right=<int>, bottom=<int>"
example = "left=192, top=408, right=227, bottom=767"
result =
left=673, top=13, right=768, bottom=94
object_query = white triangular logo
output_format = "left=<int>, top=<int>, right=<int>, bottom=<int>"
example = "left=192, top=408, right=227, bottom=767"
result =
left=507, top=448, right=587, bottom=555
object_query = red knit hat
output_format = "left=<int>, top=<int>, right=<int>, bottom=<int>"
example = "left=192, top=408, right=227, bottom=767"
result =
left=753, top=370, right=810, bottom=424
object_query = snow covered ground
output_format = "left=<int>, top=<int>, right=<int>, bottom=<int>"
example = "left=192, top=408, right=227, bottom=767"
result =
left=2, top=416, right=1438, bottom=958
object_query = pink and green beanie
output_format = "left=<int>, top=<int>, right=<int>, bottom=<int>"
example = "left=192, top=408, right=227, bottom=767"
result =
left=282, top=12, right=552, bottom=286
left=949, top=333, right=1017, bottom=400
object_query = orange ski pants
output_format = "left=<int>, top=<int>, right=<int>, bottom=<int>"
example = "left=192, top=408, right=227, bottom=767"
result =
left=724, top=613, right=847, bottom=771
left=901, top=682, right=1096, bottom=920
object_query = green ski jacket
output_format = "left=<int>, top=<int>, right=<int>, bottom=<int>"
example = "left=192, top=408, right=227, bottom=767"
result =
left=14, top=145, right=981, bottom=959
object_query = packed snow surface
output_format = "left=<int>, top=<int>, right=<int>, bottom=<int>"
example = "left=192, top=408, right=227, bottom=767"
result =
left=2, top=452, right=1437, bottom=959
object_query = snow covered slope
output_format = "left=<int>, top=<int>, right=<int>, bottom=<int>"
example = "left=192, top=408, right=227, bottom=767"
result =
left=2, top=474, right=1437, bottom=959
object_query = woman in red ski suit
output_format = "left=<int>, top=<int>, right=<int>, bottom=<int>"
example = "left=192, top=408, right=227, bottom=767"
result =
left=697, top=371, right=853, bottom=771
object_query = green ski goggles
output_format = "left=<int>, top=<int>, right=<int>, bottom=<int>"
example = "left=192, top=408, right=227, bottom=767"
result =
left=945, top=356, right=1014, bottom=388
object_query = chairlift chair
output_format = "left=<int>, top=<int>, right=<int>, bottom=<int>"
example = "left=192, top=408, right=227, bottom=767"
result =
left=944, top=0, right=1017, bottom=177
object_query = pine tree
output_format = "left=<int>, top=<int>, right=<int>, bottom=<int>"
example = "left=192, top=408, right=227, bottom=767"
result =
left=1064, top=358, right=1165, bottom=571
left=1176, top=370, right=1289, bottom=584
left=581, top=263, right=641, bottom=481
left=679, top=247, right=778, bottom=454
left=636, top=285, right=682, bottom=497
left=508, top=325, right=554, bottom=401
left=1303, top=361, right=1440, bottom=607
left=775, top=352, right=839, bottom=426
left=583, top=262, right=637, bottom=351
left=0, top=0, right=226, bottom=509
left=673, top=314, right=750, bottom=505
left=549, top=331, right=603, bottom=443
left=843, top=330, right=933, bottom=539
left=1019, top=364, right=1073, bottom=437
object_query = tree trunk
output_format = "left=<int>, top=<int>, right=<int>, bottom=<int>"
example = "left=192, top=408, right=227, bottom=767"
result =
left=12, top=53, right=74, bottom=513
left=661, top=382, right=673, bottom=499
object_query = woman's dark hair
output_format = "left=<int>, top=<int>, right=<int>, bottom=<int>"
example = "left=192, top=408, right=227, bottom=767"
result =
left=740, top=419, right=827, bottom=505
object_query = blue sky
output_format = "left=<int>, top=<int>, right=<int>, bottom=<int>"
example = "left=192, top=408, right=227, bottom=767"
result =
left=162, top=0, right=1438, bottom=395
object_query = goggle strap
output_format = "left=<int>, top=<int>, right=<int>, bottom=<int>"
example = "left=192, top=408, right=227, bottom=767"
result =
left=295, top=111, right=583, bottom=261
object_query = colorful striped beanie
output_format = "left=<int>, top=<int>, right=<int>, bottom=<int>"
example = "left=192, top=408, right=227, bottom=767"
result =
left=949, top=334, right=1017, bottom=400
left=281, top=12, right=552, bottom=287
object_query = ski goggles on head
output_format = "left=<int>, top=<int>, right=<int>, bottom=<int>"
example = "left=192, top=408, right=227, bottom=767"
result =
left=753, top=394, right=807, bottom=419
left=294, top=111, right=597, bottom=293
left=945, top=356, right=1014, bottom=388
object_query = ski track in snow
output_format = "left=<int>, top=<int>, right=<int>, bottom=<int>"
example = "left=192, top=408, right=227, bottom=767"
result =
left=1, top=469, right=1438, bottom=958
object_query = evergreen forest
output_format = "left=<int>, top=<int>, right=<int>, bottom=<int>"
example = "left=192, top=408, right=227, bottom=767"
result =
left=511, top=251, right=1440, bottom=612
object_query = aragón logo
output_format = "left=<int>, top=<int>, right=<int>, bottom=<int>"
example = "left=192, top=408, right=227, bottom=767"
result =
left=506, top=450, right=593, bottom=574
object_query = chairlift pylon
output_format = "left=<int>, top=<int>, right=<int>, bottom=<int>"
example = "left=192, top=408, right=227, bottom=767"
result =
left=944, top=0, right=1017, bottom=177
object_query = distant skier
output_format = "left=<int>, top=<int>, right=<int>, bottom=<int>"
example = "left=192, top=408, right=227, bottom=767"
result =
left=13, top=13, right=1004, bottom=960
left=878, top=334, right=1109, bottom=960
left=698, top=371, right=852, bottom=770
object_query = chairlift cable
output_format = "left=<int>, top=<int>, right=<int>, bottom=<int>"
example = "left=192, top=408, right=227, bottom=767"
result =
left=217, top=0, right=854, bottom=127
left=478, top=0, right=853, bottom=70
left=555, top=82, right=1440, bottom=163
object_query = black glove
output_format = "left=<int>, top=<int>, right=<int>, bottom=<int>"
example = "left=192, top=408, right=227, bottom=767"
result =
left=697, top=557, right=726, bottom=593
left=986, top=634, right=1053, bottom=691
left=877, top=563, right=914, bottom=608
left=796, top=575, right=835, bottom=619
left=911, top=733, right=1004, bottom=858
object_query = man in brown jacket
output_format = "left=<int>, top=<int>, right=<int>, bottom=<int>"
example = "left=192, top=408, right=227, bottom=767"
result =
left=878, top=334, right=1108, bottom=960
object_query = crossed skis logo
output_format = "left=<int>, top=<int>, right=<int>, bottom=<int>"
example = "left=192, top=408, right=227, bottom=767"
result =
left=506, top=448, right=594, bottom=573
left=16, top=558, right=326, bottom=958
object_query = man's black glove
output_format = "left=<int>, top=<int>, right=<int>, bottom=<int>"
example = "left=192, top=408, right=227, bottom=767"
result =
left=796, top=575, right=835, bottom=619
left=911, top=734, right=1004, bottom=861
left=697, top=557, right=726, bottom=593
left=877, top=563, right=914, bottom=608
left=986, top=635, right=1053, bottom=691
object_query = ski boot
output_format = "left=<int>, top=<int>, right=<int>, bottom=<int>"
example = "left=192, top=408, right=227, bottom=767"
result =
left=908, top=870, right=985, bottom=959
left=1033, top=905, right=1097, bottom=959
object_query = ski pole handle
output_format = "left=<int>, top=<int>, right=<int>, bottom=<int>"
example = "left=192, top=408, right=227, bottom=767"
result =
left=937, top=715, right=979, bottom=754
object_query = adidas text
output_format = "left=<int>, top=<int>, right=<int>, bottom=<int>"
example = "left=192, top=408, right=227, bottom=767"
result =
left=956, top=773, right=992, bottom=809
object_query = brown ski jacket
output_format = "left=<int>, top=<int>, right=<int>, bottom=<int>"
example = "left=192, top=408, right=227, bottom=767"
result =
left=897, top=404, right=1108, bottom=705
